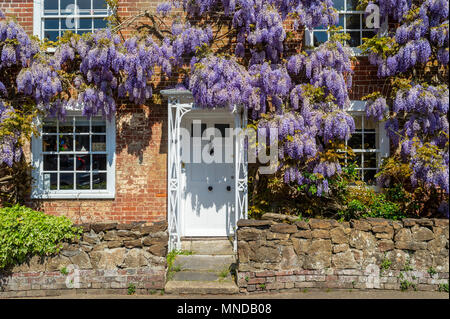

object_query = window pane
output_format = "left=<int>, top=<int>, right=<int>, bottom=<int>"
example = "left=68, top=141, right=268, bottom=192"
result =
left=43, top=173, right=58, bottom=190
left=338, top=15, right=344, bottom=28
left=59, top=120, right=73, bottom=133
left=60, top=155, right=74, bottom=171
left=44, top=19, right=59, bottom=29
left=60, top=173, right=74, bottom=189
left=78, top=0, right=91, bottom=10
left=93, top=0, right=107, bottom=10
left=333, top=0, right=345, bottom=10
left=43, top=135, right=57, bottom=152
left=363, top=170, right=377, bottom=184
left=353, top=115, right=362, bottom=130
left=92, top=120, right=106, bottom=133
left=348, top=134, right=362, bottom=149
left=92, top=135, right=106, bottom=151
left=93, top=173, right=107, bottom=189
left=75, top=119, right=90, bottom=133
left=93, top=18, right=108, bottom=29
left=76, top=173, right=91, bottom=189
left=364, top=132, right=376, bottom=149
left=79, top=18, right=92, bottom=29
left=347, top=0, right=359, bottom=10
left=61, top=18, right=75, bottom=30
left=44, top=31, right=59, bottom=42
left=76, top=154, right=90, bottom=171
left=59, top=135, right=73, bottom=151
left=365, top=117, right=377, bottom=129
left=364, top=152, right=377, bottom=168
left=313, top=32, right=328, bottom=46
left=362, top=31, right=376, bottom=40
left=43, top=155, right=58, bottom=171
left=214, top=124, right=230, bottom=138
left=191, top=123, right=207, bottom=137
left=60, top=0, right=76, bottom=15
left=44, top=1, right=59, bottom=10
left=93, top=154, right=107, bottom=170
left=75, top=135, right=90, bottom=151
left=346, top=14, right=361, bottom=29
left=348, top=31, right=361, bottom=47
left=43, top=120, right=57, bottom=133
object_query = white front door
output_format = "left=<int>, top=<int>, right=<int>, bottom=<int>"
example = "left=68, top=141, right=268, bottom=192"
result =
left=180, top=110, right=236, bottom=237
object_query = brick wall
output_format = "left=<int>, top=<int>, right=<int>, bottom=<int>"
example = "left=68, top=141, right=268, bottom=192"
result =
left=0, top=0, right=34, bottom=34
left=5, top=0, right=390, bottom=223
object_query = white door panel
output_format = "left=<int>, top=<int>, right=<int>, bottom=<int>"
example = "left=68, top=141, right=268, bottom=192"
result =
left=181, top=111, right=235, bottom=237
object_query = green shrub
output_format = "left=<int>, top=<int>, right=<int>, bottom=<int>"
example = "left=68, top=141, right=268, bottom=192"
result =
left=0, top=205, right=82, bottom=269
left=338, top=186, right=406, bottom=221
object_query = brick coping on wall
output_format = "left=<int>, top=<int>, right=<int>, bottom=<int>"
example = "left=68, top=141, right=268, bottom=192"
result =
left=236, top=214, right=449, bottom=293
left=0, top=221, right=168, bottom=298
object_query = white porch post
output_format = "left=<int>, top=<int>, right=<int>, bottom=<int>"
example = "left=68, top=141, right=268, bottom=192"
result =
left=164, top=90, right=193, bottom=252
left=234, top=107, right=248, bottom=252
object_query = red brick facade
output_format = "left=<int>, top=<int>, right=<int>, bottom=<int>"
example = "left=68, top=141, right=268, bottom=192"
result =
left=2, top=0, right=382, bottom=223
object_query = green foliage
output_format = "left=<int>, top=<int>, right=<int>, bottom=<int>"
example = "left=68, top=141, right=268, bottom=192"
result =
left=338, top=185, right=406, bottom=221
left=438, top=282, right=449, bottom=293
left=166, top=249, right=193, bottom=281
left=400, top=280, right=417, bottom=291
left=359, top=34, right=398, bottom=59
left=380, top=257, right=392, bottom=274
left=427, top=267, right=437, bottom=277
left=376, top=152, right=448, bottom=218
left=218, top=266, right=230, bottom=279
left=60, top=267, right=68, bottom=275
left=127, top=283, right=136, bottom=295
left=402, top=259, right=413, bottom=272
left=0, top=205, right=82, bottom=269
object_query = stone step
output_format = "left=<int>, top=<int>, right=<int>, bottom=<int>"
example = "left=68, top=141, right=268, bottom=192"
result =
left=171, top=271, right=232, bottom=282
left=181, top=238, right=234, bottom=255
left=165, top=280, right=239, bottom=295
left=173, top=255, right=235, bottom=272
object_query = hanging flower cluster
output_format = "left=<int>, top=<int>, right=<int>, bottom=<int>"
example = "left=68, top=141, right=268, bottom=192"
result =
left=0, top=101, right=22, bottom=167
left=362, top=1, right=449, bottom=211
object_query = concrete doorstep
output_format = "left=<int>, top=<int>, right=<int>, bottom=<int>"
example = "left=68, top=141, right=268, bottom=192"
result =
left=164, top=238, right=239, bottom=295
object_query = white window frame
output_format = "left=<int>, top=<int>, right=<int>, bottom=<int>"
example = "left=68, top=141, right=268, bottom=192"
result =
left=31, top=111, right=116, bottom=199
left=305, top=0, right=388, bottom=55
left=33, top=0, right=111, bottom=41
left=345, top=100, right=389, bottom=185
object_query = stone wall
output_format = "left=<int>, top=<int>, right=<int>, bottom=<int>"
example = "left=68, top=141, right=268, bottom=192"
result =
left=236, top=214, right=449, bottom=293
left=0, top=221, right=168, bottom=297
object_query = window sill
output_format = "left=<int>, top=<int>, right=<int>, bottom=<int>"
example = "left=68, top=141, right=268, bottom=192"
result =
left=31, top=191, right=115, bottom=200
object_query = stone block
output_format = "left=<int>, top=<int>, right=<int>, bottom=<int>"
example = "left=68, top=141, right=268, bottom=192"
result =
left=311, top=229, right=330, bottom=239
left=309, top=219, right=333, bottom=230
left=377, top=240, right=394, bottom=252
left=270, top=224, right=298, bottom=234
left=266, top=232, right=290, bottom=240
left=295, top=220, right=310, bottom=230
left=91, top=222, right=117, bottom=233
left=332, top=250, right=358, bottom=269
left=238, top=228, right=264, bottom=241
left=412, top=227, right=434, bottom=241
left=292, top=230, right=312, bottom=239
left=330, top=227, right=349, bottom=244
left=333, top=243, right=349, bottom=253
